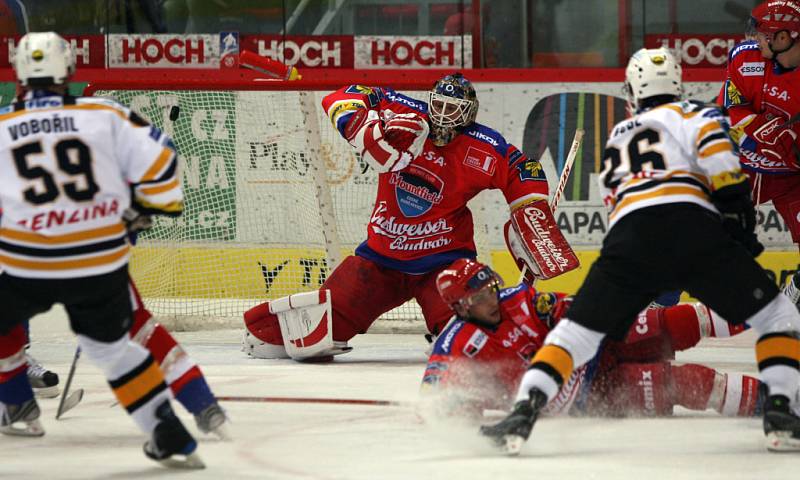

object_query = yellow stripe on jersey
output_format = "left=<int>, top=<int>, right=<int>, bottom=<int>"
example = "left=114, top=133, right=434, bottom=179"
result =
left=699, top=142, right=734, bottom=159
left=0, top=223, right=126, bottom=245
left=327, top=99, right=366, bottom=126
left=139, top=178, right=180, bottom=195
left=0, top=245, right=129, bottom=270
left=710, top=170, right=747, bottom=190
left=696, top=120, right=723, bottom=144
left=134, top=199, right=184, bottom=214
left=0, top=103, right=128, bottom=123
left=140, top=147, right=175, bottom=182
left=659, top=104, right=700, bottom=119
left=609, top=185, right=709, bottom=221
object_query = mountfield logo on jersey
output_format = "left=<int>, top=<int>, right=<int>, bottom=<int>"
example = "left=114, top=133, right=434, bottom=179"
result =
left=391, top=165, right=444, bottom=217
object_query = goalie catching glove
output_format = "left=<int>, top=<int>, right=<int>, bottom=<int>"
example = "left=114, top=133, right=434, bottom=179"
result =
left=504, top=199, right=580, bottom=282
left=345, top=108, right=429, bottom=173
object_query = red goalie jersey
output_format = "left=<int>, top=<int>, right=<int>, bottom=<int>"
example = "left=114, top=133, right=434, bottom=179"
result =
left=321, top=86, right=548, bottom=274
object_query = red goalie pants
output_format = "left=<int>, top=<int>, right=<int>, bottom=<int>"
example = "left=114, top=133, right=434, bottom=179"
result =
left=322, top=255, right=453, bottom=342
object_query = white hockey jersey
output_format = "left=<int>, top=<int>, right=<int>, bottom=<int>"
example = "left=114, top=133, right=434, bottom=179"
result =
left=599, top=101, right=744, bottom=229
left=0, top=92, right=182, bottom=279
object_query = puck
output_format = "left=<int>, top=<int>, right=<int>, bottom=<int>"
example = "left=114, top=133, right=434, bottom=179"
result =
left=169, top=105, right=180, bottom=121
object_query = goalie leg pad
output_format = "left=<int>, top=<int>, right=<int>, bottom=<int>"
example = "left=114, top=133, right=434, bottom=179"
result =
left=0, top=324, right=34, bottom=407
left=273, top=290, right=352, bottom=361
left=506, top=200, right=580, bottom=281
left=243, top=302, right=289, bottom=359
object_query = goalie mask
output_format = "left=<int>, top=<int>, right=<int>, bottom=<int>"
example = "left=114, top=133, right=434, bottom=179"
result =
left=436, top=258, right=502, bottom=310
left=624, top=47, right=682, bottom=113
left=14, top=32, right=75, bottom=88
left=428, top=73, right=479, bottom=146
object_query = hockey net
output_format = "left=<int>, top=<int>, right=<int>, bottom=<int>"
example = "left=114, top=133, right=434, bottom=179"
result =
left=86, top=79, right=497, bottom=333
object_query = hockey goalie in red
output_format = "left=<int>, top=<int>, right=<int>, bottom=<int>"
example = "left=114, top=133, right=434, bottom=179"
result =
left=243, top=73, right=578, bottom=361
left=422, top=259, right=761, bottom=419
left=719, top=0, right=800, bottom=306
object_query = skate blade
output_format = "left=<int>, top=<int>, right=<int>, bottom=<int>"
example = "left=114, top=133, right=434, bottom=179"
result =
left=0, top=418, right=45, bottom=437
left=33, top=386, right=60, bottom=399
left=56, top=389, right=84, bottom=419
left=502, top=435, right=525, bottom=456
left=210, top=422, right=232, bottom=441
left=766, top=431, right=800, bottom=452
left=155, top=452, right=206, bottom=469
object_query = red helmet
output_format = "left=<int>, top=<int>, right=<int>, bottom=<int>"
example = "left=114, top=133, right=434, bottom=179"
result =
left=436, top=258, right=502, bottom=307
left=752, top=1, right=800, bottom=38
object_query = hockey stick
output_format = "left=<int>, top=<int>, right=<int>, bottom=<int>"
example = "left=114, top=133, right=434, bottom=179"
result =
left=216, top=395, right=412, bottom=408
left=517, top=128, right=585, bottom=283
left=55, top=347, right=84, bottom=420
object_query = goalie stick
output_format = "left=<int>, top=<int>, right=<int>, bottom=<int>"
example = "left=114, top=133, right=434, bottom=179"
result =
left=55, top=347, right=84, bottom=420
left=518, top=128, right=584, bottom=283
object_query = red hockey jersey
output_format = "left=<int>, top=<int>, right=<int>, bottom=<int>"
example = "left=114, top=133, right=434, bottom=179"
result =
left=322, top=86, right=549, bottom=274
left=720, top=40, right=800, bottom=173
left=421, top=283, right=592, bottom=415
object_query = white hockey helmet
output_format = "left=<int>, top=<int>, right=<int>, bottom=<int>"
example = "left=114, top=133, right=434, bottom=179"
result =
left=624, top=47, right=682, bottom=111
left=14, top=32, right=75, bottom=87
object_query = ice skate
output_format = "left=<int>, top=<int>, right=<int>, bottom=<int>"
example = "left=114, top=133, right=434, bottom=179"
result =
left=194, top=402, right=231, bottom=440
left=0, top=398, right=44, bottom=437
left=479, top=389, right=548, bottom=456
left=26, top=354, right=59, bottom=399
left=763, top=394, right=800, bottom=452
left=144, top=401, right=205, bottom=469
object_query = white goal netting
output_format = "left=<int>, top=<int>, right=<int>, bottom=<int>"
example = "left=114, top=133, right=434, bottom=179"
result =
left=90, top=84, right=497, bottom=332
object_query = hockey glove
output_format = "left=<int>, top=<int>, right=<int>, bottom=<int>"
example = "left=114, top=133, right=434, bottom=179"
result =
left=710, top=181, right=764, bottom=257
left=346, top=109, right=429, bottom=173
left=123, top=207, right=154, bottom=245
left=735, top=113, right=800, bottom=171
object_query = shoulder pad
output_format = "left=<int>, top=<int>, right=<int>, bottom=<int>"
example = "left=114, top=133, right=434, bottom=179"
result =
left=499, top=283, right=527, bottom=301
left=383, top=88, right=427, bottom=113
left=728, top=40, right=760, bottom=63
left=432, top=320, right=466, bottom=355
left=464, top=123, right=508, bottom=155
left=0, top=104, right=14, bottom=115
left=76, top=96, right=129, bottom=114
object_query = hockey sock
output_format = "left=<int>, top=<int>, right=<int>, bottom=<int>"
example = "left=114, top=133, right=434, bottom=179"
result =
left=667, top=303, right=747, bottom=347
left=131, top=316, right=217, bottom=415
left=672, top=364, right=760, bottom=416
left=0, top=324, right=34, bottom=407
left=78, top=334, right=172, bottom=435
left=172, top=368, right=216, bottom=415
left=516, top=344, right=574, bottom=403
left=756, top=332, right=800, bottom=399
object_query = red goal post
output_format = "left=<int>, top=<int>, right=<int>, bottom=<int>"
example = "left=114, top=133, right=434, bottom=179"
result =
left=84, top=74, right=497, bottom=333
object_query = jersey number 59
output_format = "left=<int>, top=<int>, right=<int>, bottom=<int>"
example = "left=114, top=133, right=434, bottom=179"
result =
left=12, top=139, right=99, bottom=205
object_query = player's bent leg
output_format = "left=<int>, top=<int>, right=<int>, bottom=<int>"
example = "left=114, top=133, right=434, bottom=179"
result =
left=128, top=280, right=228, bottom=439
left=745, top=294, right=800, bottom=451
left=671, top=364, right=761, bottom=416
left=606, top=362, right=674, bottom=416
left=0, top=323, right=42, bottom=437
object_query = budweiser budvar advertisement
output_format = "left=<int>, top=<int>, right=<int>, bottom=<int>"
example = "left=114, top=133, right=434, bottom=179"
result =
left=644, top=34, right=745, bottom=67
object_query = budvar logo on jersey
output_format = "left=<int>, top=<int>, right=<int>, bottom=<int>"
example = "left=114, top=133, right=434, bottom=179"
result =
left=644, top=34, right=743, bottom=66
left=107, top=34, right=220, bottom=68
left=369, top=202, right=453, bottom=251
left=246, top=36, right=348, bottom=68
left=391, top=164, right=444, bottom=217
left=355, top=36, right=472, bottom=69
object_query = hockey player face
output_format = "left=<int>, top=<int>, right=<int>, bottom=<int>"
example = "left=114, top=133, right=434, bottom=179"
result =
left=458, top=285, right=501, bottom=324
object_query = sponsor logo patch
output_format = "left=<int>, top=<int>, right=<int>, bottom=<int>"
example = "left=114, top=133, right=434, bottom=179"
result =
left=738, top=61, right=765, bottom=76
left=463, top=146, right=497, bottom=175
left=516, top=158, right=546, bottom=182
left=463, top=329, right=488, bottom=357
left=392, top=164, right=444, bottom=217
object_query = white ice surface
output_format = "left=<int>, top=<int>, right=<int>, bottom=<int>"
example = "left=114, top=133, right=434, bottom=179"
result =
left=2, top=305, right=799, bottom=479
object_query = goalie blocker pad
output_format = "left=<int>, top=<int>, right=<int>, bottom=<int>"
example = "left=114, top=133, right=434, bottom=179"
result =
left=504, top=199, right=579, bottom=281
left=272, top=290, right=352, bottom=360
